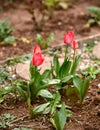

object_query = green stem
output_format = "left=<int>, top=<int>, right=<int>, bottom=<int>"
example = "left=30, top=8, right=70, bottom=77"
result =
left=27, top=83, right=34, bottom=119
left=65, top=44, right=68, bottom=60
left=73, top=49, right=76, bottom=61
left=35, top=65, right=37, bottom=74
left=27, top=84, right=31, bottom=108
left=30, top=108, right=34, bottom=119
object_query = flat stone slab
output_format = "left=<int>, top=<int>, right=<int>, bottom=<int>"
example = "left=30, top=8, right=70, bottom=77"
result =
left=93, top=43, right=100, bottom=59
left=16, top=60, right=30, bottom=80
left=16, top=56, right=64, bottom=80
left=16, top=56, right=53, bottom=80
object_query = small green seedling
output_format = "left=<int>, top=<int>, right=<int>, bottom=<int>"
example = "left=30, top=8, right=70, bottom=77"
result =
left=87, top=6, right=100, bottom=27
left=81, top=66, right=100, bottom=79
left=6, top=54, right=31, bottom=65
left=0, top=68, right=9, bottom=84
left=86, top=40, right=95, bottom=52
left=36, top=33, right=54, bottom=49
left=0, top=20, right=15, bottom=44
left=0, top=113, right=16, bottom=129
left=43, top=0, right=68, bottom=14
left=43, top=0, right=59, bottom=17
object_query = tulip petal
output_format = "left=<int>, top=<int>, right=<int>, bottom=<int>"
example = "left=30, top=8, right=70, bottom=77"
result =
left=32, top=53, right=44, bottom=66
left=64, top=31, right=74, bottom=44
left=71, top=40, right=79, bottom=49
left=34, top=45, right=41, bottom=54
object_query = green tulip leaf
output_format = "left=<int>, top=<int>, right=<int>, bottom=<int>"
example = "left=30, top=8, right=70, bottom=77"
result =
left=70, top=56, right=81, bottom=75
left=59, top=58, right=71, bottom=78
left=38, top=89, right=53, bottom=99
left=53, top=55, right=60, bottom=76
left=54, top=103, right=67, bottom=130
left=81, top=76, right=90, bottom=101
left=50, top=91, right=61, bottom=115
left=73, top=76, right=83, bottom=94
left=32, top=102, right=50, bottom=114
left=61, top=75, right=73, bottom=83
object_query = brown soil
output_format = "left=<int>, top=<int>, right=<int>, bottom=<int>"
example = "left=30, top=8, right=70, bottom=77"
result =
left=0, top=75, right=100, bottom=130
left=0, top=0, right=100, bottom=61
left=0, top=0, right=100, bottom=130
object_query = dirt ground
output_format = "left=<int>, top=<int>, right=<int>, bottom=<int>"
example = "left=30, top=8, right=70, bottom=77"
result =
left=0, top=75, right=100, bottom=130
left=0, top=0, right=100, bottom=130
left=0, top=0, right=100, bottom=61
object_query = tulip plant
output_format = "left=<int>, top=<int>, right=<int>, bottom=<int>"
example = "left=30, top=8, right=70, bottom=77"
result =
left=17, top=31, right=90, bottom=130
left=51, top=31, right=90, bottom=102
left=16, top=45, right=61, bottom=118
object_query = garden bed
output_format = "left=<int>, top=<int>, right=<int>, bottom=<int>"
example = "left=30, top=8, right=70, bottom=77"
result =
left=0, top=0, right=100, bottom=130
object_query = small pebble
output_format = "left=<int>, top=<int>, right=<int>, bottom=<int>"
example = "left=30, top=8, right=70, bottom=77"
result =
left=12, top=74, right=16, bottom=79
left=98, top=84, right=100, bottom=89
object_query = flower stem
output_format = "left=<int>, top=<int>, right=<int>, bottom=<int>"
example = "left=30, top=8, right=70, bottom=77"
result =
left=65, top=44, right=68, bottom=60
left=73, top=49, right=76, bottom=61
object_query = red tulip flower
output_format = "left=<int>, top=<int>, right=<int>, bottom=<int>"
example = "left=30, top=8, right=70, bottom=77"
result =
left=64, top=31, right=74, bottom=44
left=71, top=40, right=79, bottom=49
left=32, top=53, right=44, bottom=66
left=32, top=45, right=44, bottom=66
left=33, top=45, right=41, bottom=54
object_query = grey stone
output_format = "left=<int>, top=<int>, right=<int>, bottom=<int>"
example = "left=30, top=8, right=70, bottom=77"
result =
left=16, top=56, right=53, bottom=80
left=16, top=61, right=30, bottom=80
left=93, top=43, right=100, bottom=59
left=16, top=55, right=64, bottom=80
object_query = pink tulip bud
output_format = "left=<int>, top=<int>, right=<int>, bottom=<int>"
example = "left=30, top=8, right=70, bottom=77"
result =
left=32, top=53, right=44, bottom=66
left=33, top=45, right=41, bottom=54
left=32, top=45, right=44, bottom=66
left=71, top=40, right=79, bottom=49
left=64, top=31, right=74, bottom=44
